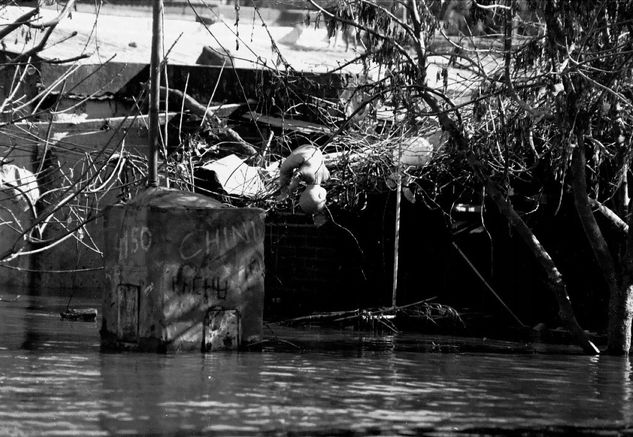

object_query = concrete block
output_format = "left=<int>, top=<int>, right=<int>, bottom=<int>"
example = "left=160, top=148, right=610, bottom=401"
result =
left=101, top=188, right=265, bottom=352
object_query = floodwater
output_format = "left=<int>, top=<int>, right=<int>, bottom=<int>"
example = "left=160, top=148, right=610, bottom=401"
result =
left=1, top=293, right=632, bottom=436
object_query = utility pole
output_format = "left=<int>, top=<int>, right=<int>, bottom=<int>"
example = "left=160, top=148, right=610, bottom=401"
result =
left=148, top=0, right=164, bottom=187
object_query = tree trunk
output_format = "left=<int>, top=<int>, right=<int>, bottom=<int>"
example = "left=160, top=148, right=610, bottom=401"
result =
left=571, top=140, right=618, bottom=292
left=570, top=139, right=627, bottom=354
left=609, top=281, right=633, bottom=354
left=419, top=92, right=599, bottom=354
left=612, top=213, right=633, bottom=354
left=486, top=183, right=600, bottom=354
left=588, top=199, right=628, bottom=236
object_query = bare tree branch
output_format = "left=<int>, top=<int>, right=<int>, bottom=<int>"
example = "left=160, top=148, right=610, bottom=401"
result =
left=27, top=0, right=76, bottom=30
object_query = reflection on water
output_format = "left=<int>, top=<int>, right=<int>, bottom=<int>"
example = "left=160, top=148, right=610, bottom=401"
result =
left=0, top=293, right=632, bottom=435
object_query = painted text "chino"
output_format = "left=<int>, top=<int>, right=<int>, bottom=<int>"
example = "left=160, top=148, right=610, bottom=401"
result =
left=179, top=220, right=261, bottom=261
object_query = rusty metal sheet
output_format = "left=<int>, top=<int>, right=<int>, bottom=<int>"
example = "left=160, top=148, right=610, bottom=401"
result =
left=203, top=309, right=240, bottom=352
left=117, top=283, right=139, bottom=343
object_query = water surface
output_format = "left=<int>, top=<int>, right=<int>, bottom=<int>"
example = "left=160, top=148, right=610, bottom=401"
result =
left=0, top=293, right=631, bottom=435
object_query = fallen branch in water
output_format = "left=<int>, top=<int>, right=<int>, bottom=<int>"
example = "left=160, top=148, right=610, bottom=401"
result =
left=278, top=298, right=463, bottom=333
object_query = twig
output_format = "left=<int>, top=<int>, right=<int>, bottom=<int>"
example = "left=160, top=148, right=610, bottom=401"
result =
left=27, top=0, right=76, bottom=29
left=0, top=8, right=39, bottom=40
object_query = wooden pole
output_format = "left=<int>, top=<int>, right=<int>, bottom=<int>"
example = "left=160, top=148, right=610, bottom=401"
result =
left=148, top=0, right=164, bottom=187
left=392, top=145, right=402, bottom=308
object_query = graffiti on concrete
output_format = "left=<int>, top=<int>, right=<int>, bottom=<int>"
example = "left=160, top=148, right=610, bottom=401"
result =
left=117, top=226, right=152, bottom=261
left=170, top=252, right=263, bottom=302
left=170, top=264, right=229, bottom=300
left=178, top=220, right=262, bottom=261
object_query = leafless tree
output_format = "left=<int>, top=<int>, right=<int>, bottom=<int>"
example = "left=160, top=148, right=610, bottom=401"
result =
left=312, top=0, right=633, bottom=354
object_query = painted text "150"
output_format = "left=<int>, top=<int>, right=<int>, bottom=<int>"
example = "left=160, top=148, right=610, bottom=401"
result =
left=118, top=226, right=152, bottom=260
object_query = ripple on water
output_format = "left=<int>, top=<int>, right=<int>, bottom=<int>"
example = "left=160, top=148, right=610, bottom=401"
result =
left=0, top=295, right=632, bottom=435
